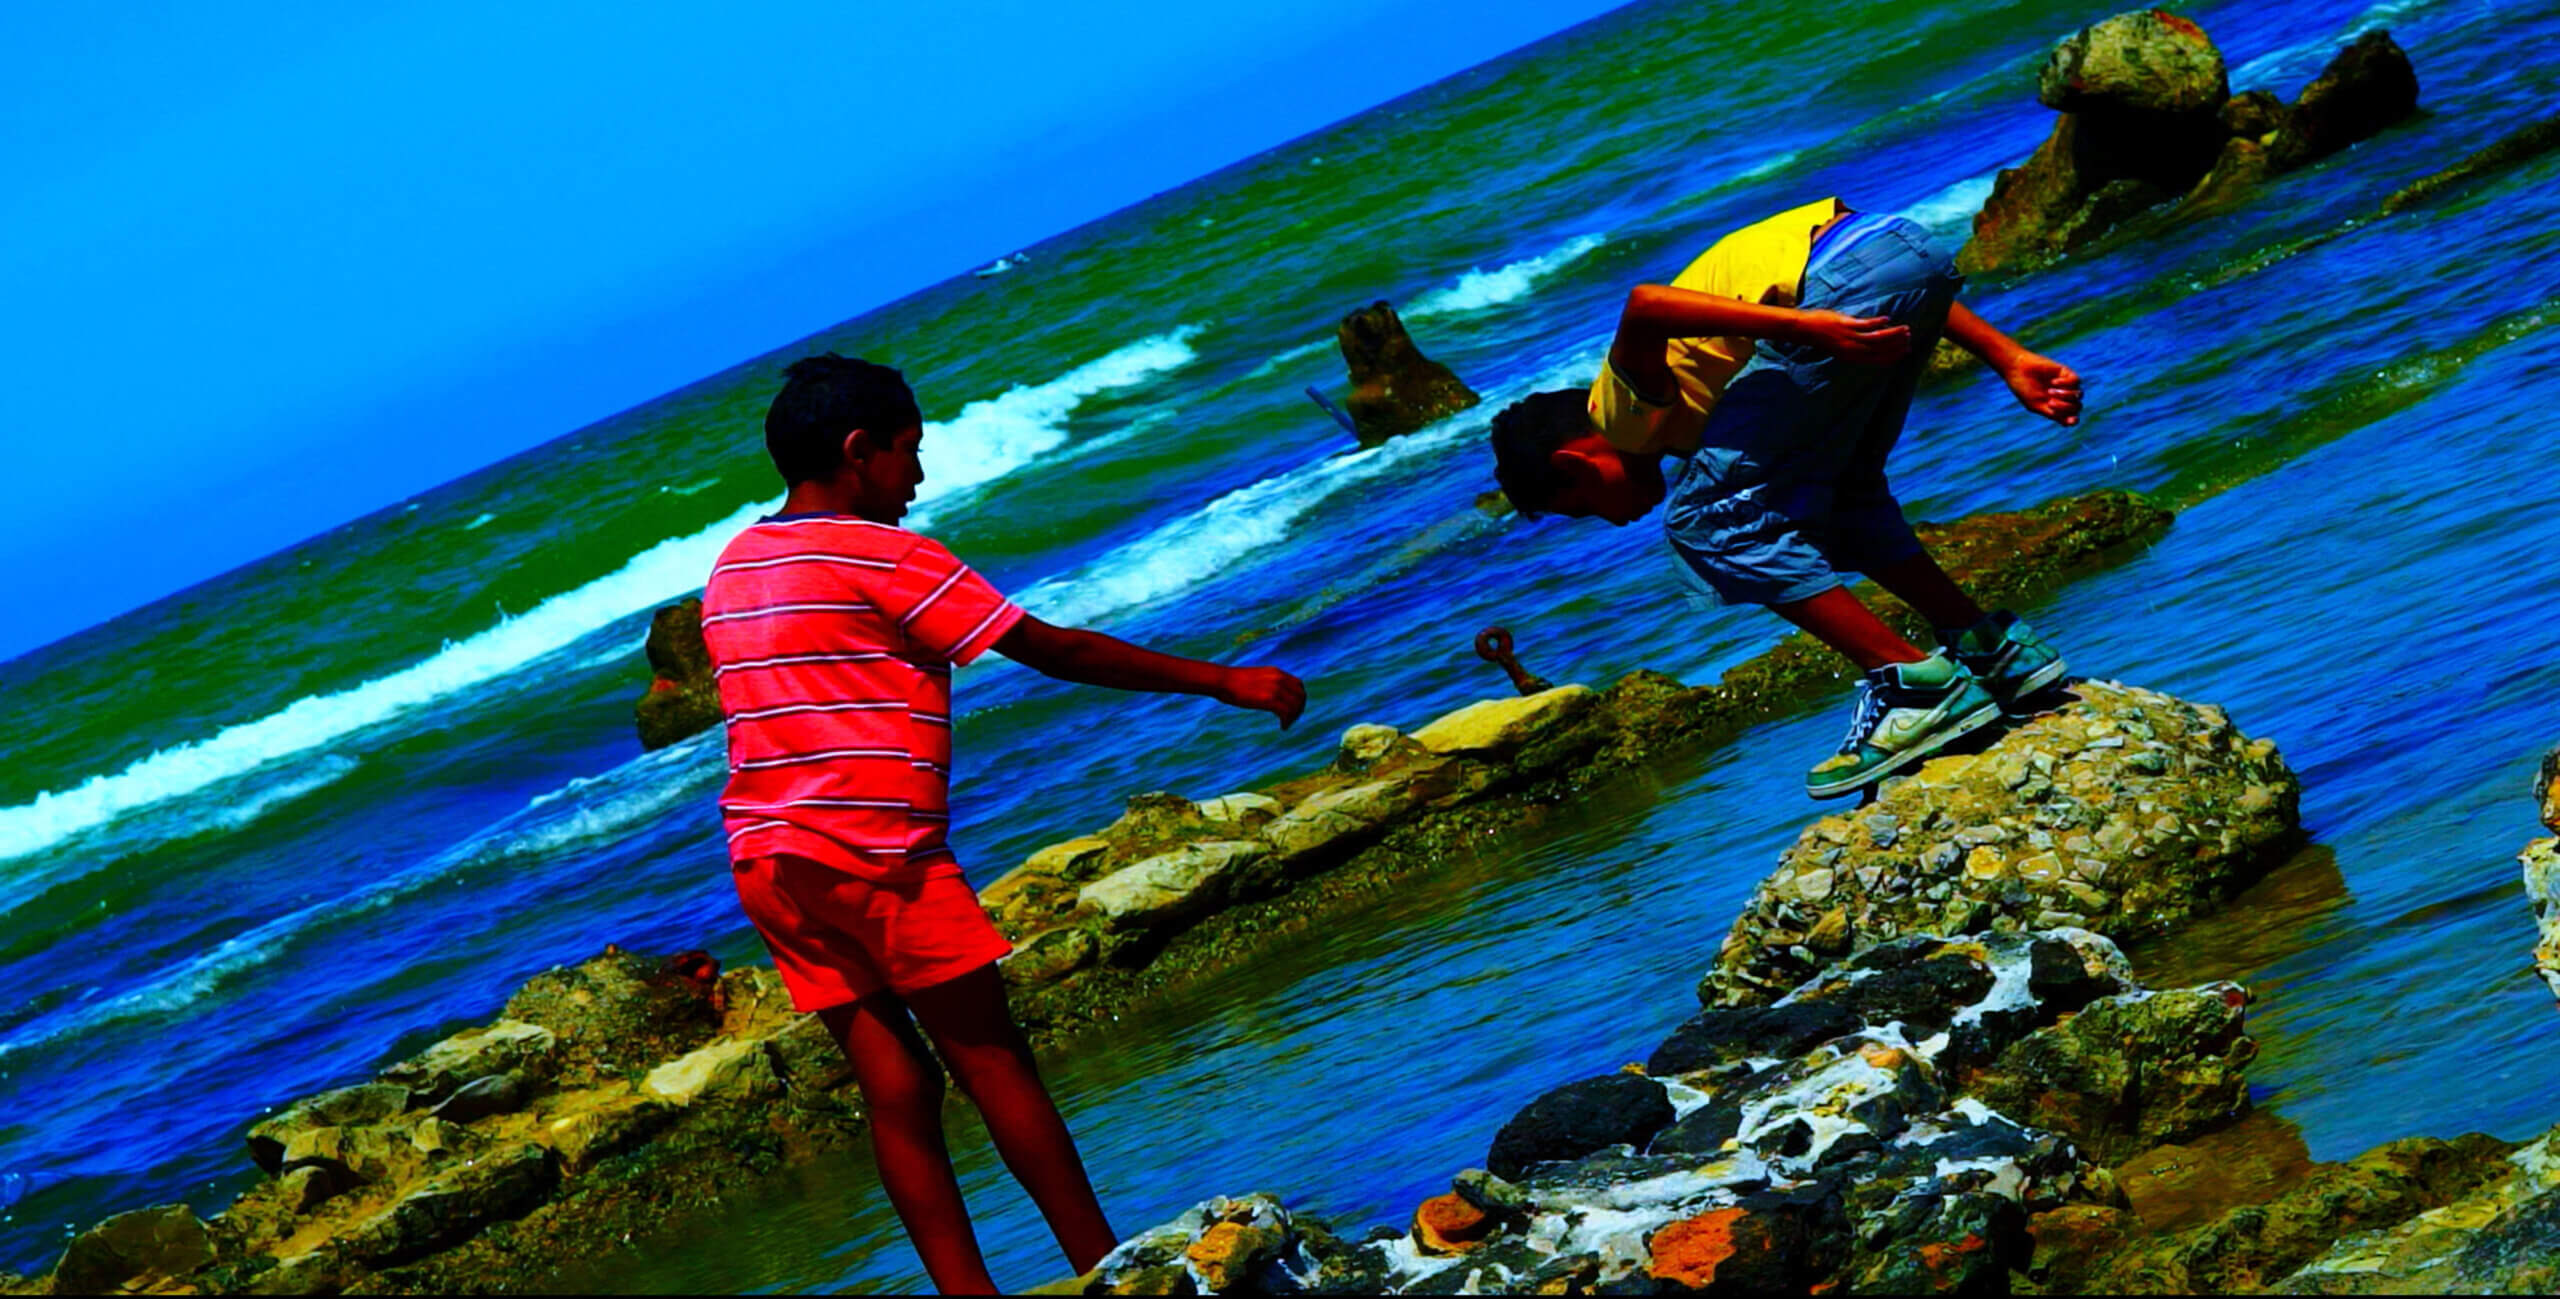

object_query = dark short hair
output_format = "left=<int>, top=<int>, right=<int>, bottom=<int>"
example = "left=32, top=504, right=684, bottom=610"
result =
left=1487, top=389, right=1591, bottom=517
left=764, top=353, right=922, bottom=485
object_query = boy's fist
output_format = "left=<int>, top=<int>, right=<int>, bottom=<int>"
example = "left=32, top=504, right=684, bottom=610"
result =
left=2003, top=352, right=2084, bottom=426
left=1218, top=666, right=1306, bottom=729
left=1794, top=311, right=1911, bottom=366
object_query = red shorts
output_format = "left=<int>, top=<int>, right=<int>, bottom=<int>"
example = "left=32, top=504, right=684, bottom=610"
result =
left=731, top=855, right=1014, bottom=1011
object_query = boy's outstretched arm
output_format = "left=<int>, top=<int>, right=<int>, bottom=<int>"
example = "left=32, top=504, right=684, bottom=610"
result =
left=1610, top=285, right=1911, bottom=397
left=1944, top=302, right=2084, bottom=427
left=994, top=614, right=1307, bottom=728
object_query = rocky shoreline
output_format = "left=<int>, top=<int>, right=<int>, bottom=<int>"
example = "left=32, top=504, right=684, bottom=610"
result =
left=0, top=486, right=2176, bottom=1296
left=1048, top=710, right=2560, bottom=1295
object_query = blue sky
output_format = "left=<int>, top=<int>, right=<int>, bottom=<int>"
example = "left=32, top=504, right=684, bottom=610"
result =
left=0, top=0, right=1624, bottom=662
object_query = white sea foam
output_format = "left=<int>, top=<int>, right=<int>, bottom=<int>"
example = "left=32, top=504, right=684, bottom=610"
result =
left=1010, top=418, right=1474, bottom=628
left=1407, top=234, right=1607, bottom=317
left=461, top=511, right=497, bottom=532
left=1905, top=172, right=1997, bottom=239
left=1242, top=338, right=1335, bottom=383
left=205, top=756, right=360, bottom=835
left=2230, top=0, right=2433, bottom=87
left=0, top=332, right=1201, bottom=872
left=0, top=736, right=721, bottom=1056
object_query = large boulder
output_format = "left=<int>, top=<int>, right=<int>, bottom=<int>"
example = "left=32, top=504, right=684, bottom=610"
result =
left=1485, top=1074, right=1676, bottom=1181
left=1965, top=983, right=2256, bottom=1163
left=1336, top=301, right=1479, bottom=443
left=2037, top=9, right=2229, bottom=116
left=634, top=598, right=721, bottom=750
left=2287, top=30, right=2420, bottom=165
left=1700, top=681, right=2299, bottom=1007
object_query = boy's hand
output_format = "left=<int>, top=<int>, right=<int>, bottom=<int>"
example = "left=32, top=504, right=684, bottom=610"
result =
left=1217, top=666, right=1306, bottom=729
left=2001, top=352, right=2084, bottom=426
left=1792, top=311, right=1911, bottom=366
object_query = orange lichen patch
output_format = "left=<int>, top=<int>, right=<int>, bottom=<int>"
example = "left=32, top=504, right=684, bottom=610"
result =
left=2154, top=9, right=2207, bottom=40
left=1413, top=1193, right=1492, bottom=1254
left=1856, top=1043, right=1910, bottom=1070
left=1918, top=1232, right=1989, bottom=1275
left=1648, top=1208, right=1748, bottom=1287
left=1184, top=1221, right=1271, bottom=1292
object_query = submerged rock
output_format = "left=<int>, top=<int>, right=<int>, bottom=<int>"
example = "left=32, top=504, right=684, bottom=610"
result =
left=2384, top=111, right=2560, bottom=215
left=1701, top=681, right=2298, bottom=1006
left=1336, top=301, right=1480, bottom=442
left=634, top=598, right=721, bottom=750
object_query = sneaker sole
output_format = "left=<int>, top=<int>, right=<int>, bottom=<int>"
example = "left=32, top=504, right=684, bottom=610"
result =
left=1998, top=656, right=2071, bottom=715
left=1805, top=699, right=2006, bottom=800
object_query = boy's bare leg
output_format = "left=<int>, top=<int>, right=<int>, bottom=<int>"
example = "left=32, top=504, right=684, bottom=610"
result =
left=1772, top=586, right=1930, bottom=671
left=906, top=964, right=1120, bottom=1275
left=822, top=996, right=1000, bottom=1295
left=1863, top=551, right=1987, bottom=634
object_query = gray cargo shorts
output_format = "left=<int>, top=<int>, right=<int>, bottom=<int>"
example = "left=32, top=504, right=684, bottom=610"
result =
left=1662, top=212, right=1962, bottom=608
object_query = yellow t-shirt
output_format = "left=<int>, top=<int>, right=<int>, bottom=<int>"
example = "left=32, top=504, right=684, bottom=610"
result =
left=1587, top=197, right=1846, bottom=457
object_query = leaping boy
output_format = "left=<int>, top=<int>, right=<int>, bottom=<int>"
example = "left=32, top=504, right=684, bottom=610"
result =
left=1486, top=199, right=2085, bottom=798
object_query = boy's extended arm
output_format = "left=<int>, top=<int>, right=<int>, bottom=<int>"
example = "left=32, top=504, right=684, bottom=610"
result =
left=993, top=613, right=1307, bottom=728
left=1608, top=285, right=1910, bottom=398
left=1944, top=302, right=2084, bottom=427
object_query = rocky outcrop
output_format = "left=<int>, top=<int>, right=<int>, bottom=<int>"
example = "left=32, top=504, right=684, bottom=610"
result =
left=634, top=598, right=720, bottom=750
left=1060, top=929, right=2266, bottom=1294
left=985, top=489, right=2175, bottom=1041
left=1960, top=14, right=2420, bottom=274
left=1336, top=301, right=1479, bottom=442
left=12, top=949, right=869, bottom=1296
left=2381, top=112, right=2560, bottom=214
left=1700, top=680, right=2299, bottom=1006
left=2524, top=742, right=2560, bottom=1004
left=2277, top=1128, right=2560, bottom=1294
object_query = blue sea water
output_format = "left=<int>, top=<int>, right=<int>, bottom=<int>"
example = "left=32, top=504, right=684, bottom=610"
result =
left=1, top=0, right=2557, bottom=1290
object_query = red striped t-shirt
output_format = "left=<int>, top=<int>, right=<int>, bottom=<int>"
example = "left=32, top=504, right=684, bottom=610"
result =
left=700, top=514, right=1025, bottom=880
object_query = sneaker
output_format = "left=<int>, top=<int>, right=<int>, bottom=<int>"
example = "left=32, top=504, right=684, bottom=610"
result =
left=1943, top=610, right=2069, bottom=715
left=1805, top=653, right=2003, bottom=800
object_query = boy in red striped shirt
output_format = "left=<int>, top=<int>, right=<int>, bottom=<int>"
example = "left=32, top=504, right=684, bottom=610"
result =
left=702, top=354, right=1305, bottom=1293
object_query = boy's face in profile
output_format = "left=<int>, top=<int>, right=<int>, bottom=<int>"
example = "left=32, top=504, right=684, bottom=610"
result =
left=1544, top=429, right=1665, bottom=526
left=848, top=424, right=927, bottom=523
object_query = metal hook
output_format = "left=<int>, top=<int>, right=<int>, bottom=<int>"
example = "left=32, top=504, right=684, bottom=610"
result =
left=1475, top=626, right=1552, bottom=696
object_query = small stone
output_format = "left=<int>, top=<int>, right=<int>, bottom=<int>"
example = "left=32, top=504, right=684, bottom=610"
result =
left=1964, top=847, right=2010, bottom=881
left=1412, top=1193, right=1492, bottom=1254
left=1193, top=792, right=1282, bottom=824
left=1866, top=814, right=1902, bottom=849
left=1337, top=723, right=1402, bottom=769
left=1452, top=1167, right=1529, bottom=1216
left=641, top=1037, right=779, bottom=1106
left=1795, top=868, right=1837, bottom=902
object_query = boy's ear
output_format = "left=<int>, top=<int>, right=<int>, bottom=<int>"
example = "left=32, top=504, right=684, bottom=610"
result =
left=1548, top=445, right=1603, bottom=491
left=840, top=427, right=873, bottom=466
